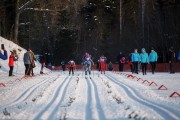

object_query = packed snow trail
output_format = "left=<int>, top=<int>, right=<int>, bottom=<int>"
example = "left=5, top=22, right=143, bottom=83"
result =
left=47, top=76, right=72, bottom=120
left=90, top=78, right=105, bottom=119
left=0, top=76, right=57, bottom=109
left=34, top=76, right=70, bottom=120
left=85, top=77, right=105, bottom=120
left=85, top=77, right=93, bottom=120
left=0, top=71, right=180, bottom=120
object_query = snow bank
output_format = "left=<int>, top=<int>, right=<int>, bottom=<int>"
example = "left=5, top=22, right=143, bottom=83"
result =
left=0, top=36, right=49, bottom=75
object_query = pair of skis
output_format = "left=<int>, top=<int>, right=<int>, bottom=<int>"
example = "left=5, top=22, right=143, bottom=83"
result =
left=85, top=76, right=92, bottom=79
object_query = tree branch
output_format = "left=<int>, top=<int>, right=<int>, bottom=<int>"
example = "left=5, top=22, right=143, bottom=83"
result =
left=18, top=0, right=35, bottom=13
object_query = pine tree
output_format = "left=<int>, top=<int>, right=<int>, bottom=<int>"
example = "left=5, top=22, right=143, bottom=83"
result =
left=54, top=10, right=78, bottom=65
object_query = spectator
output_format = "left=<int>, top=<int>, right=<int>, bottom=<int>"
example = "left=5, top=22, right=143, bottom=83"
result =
left=149, top=47, right=158, bottom=74
left=120, top=56, right=126, bottom=72
left=96, top=60, right=101, bottom=71
left=0, top=46, right=8, bottom=60
left=117, top=52, right=124, bottom=71
left=40, top=52, right=46, bottom=74
left=29, top=50, right=36, bottom=76
left=8, top=51, right=18, bottom=76
left=108, top=61, right=113, bottom=71
left=131, top=49, right=140, bottom=74
left=140, top=48, right=149, bottom=75
left=23, top=48, right=32, bottom=77
left=127, top=54, right=133, bottom=72
left=178, top=51, right=180, bottom=61
left=168, top=47, right=176, bottom=74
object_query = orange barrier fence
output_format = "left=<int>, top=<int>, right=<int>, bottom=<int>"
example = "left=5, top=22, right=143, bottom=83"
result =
left=113, top=71, right=180, bottom=98
left=48, top=63, right=180, bottom=72
left=0, top=72, right=51, bottom=88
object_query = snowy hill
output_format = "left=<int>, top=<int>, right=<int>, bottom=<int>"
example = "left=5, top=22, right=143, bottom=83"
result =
left=0, top=36, right=49, bottom=75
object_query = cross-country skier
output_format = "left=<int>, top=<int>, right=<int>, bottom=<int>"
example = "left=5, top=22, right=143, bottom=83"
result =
left=99, top=54, right=107, bottom=74
left=68, top=60, right=75, bottom=75
left=82, top=52, right=91, bottom=61
left=83, top=55, right=94, bottom=78
left=61, top=60, right=66, bottom=71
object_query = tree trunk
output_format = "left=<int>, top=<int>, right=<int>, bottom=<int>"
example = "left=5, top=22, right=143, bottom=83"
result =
left=14, top=0, right=20, bottom=44
left=14, top=12, right=20, bottom=44
left=120, top=0, right=122, bottom=44
left=141, top=0, right=145, bottom=46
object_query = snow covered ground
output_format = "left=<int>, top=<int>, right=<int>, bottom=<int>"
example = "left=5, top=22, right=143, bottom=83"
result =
left=0, top=71, right=180, bottom=120
left=0, top=36, right=180, bottom=120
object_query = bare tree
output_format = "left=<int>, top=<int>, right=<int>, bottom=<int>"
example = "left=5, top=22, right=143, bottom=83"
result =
left=14, top=0, right=36, bottom=43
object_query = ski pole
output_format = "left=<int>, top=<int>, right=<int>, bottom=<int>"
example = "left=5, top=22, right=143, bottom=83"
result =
left=82, top=66, right=84, bottom=78
left=93, top=70, right=94, bottom=77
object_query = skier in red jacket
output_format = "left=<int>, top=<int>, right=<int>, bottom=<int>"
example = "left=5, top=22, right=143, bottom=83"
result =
left=68, top=60, right=76, bottom=75
left=99, top=54, right=107, bottom=74
left=8, top=51, right=18, bottom=76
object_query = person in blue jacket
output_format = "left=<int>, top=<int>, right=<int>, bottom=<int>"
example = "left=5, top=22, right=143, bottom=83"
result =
left=140, top=48, right=149, bottom=75
left=178, top=51, right=180, bottom=61
left=131, top=49, right=140, bottom=74
left=149, top=47, right=158, bottom=74
left=0, top=48, right=8, bottom=60
left=83, top=55, right=94, bottom=78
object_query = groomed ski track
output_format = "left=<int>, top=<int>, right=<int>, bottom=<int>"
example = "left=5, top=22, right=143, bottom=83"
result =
left=0, top=71, right=179, bottom=120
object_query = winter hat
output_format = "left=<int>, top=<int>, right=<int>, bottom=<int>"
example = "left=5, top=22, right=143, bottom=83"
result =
left=86, top=53, right=90, bottom=57
left=10, top=51, right=14, bottom=54
left=141, top=48, right=146, bottom=51
left=26, top=48, right=30, bottom=51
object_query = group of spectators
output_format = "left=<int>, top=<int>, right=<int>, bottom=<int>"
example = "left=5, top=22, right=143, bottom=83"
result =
left=23, top=48, right=36, bottom=77
left=117, top=47, right=178, bottom=74
left=0, top=46, right=46, bottom=77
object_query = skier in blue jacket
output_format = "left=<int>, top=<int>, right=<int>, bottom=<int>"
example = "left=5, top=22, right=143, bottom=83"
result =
left=82, top=55, right=94, bottom=78
left=149, top=47, right=158, bottom=74
left=140, top=48, right=149, bottom=75
left=131, top=49, right=140, bottom=74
